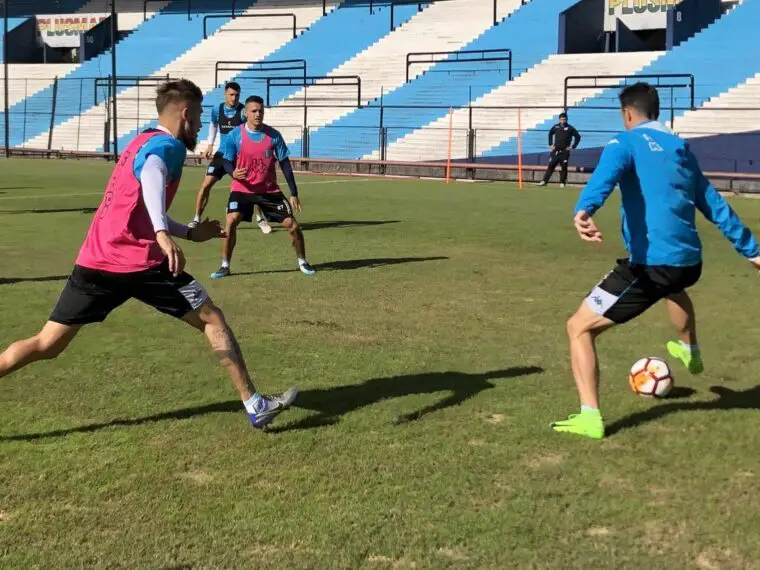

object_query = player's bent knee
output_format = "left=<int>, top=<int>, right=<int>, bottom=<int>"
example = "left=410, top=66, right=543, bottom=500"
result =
left=282, top=217, right=297, bottom=231
left=197, top=300, right=227, bottom=326
left=36, top=334, right=70, bottom=359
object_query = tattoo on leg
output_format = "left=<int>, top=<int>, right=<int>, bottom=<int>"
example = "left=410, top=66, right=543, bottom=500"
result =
left=211, top=325, right=245, bottom=367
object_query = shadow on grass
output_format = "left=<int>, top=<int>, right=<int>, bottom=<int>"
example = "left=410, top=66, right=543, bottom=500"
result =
left=0, top=207, right=97, bottom=215
left=0, top=275, right=68, bottom=285
left=269, top=367, right=545, bottom=433
left=1, top=367, right=543, bottom=441
left=606, top=385, right=760, bottom=436
left=1, top=400, right=242, bottom=442
left=239, top=220, right=400, bottom=232
left=235, top=256, right=449, bottom=276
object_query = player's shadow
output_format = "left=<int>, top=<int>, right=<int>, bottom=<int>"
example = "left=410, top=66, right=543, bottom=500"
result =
left=0, top=275, right=68, bottom=285
left=0, top=400, right=243, bottom=442
left=238, top=256, right=449, bottom=276
left=300, top=220, right=400, bottom=231
left=239, top=220, right=399, bottom=232
left=606, top=385, right=760, bottom=436
left=0, top=367, right=543, bottom=441
left=269, top=367, right=545, bottom=432
left=0, top=207, right=97, bottom=215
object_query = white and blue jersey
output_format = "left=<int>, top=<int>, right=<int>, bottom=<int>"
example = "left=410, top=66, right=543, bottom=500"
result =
left=133, top=129, right=186, bottom=182
left=576, top=120, right=759, bottom=267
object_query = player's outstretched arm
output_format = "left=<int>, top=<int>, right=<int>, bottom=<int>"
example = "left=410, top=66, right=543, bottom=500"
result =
left=692, top=155, right=760, bottom=266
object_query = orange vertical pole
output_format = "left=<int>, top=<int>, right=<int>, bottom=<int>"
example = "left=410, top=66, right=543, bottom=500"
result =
left=517, top=108, right=523, bottom=190
left=446, top=107, right=453, bottom=184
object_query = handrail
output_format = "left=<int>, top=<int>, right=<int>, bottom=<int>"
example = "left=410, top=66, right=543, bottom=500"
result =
left=406, top=48, right=512, bottom=83
left=203, top=12, right=297, bottom=40
left=213, top=59, right=306, bottom=87
left=564, top=73, right=696, bottom=111
left=266, top=75, right=362, bottom=108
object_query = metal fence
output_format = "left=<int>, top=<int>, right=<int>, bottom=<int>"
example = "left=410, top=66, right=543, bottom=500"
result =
left=1, top=74, right=759, bottom=173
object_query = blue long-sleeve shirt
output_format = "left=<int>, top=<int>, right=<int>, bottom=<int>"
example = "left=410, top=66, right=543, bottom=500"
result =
left=575, top=120, right=758, bottom=266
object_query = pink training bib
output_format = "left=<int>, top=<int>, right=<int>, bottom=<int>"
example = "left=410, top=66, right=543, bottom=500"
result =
left=76, top=131, right=181, bottom=273
left=230, top=125, right=280, bottom=195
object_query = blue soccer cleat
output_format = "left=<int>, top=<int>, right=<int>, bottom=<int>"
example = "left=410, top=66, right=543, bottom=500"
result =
left=210, top=266, right=231, bottom=280
left=298, top=261, right=316, bottom=276
left=248, top=387, right=298, bottom=429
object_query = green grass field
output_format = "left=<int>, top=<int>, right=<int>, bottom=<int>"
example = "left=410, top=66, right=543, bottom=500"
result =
left=1, top=158, right=760, bottom=569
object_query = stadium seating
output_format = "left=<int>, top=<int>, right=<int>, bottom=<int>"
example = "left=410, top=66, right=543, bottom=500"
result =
left=1, top=0, right=255, bottom=149
left=115, top=0, right=430, bottom=156
left=486, top=0, right=760, bottom=161
left=304, top=0, right=583, bottom=159
left=376, top=52, right=661, bottom=162
left=263, top=0, right=523, bottom=153
left=0, top=0, right=757, bottom=173
left=58, top=0, right=342, bottom=153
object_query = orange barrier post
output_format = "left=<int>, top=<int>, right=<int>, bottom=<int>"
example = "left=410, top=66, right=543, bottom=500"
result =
left=517, top=108, right=523, bottom=189
left=446, top=107, right=453, bottom=184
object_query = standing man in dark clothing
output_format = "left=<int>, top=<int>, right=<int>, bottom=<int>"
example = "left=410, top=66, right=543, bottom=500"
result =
left=537, top=112, right=581, bottom=188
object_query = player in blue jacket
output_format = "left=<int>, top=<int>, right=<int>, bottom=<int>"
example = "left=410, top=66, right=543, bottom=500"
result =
left=552, top=82, right=760, bottom=439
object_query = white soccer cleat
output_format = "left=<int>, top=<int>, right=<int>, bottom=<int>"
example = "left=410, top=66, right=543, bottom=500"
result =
left=257, top=218, right=272, bottom=235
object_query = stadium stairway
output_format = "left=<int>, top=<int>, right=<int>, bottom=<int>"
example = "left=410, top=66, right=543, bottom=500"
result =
left=378, top=52, right=661, bottom=161
left=52, top=0, right=339, bottom=153
left=114, top=0, right=425, bottom=156
left=303, top=0, right=581, bottom=160
left=674, top=72, right=760, bottom=138
left=671, top=72, right=760, bottom=172
left=264, top=0, right=524, bottom=151
left=0, top=64, right=78, bottom=109
left=2, top=0, right=254, bottom=150
left=484, top=0, right=760, bottom=162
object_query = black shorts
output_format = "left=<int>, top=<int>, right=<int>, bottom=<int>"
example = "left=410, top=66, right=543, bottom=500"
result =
left=585, top=258, right=702, bottom=324
left=227, top=191, right=293, bottom=224
left=206, top=151, right=227, bottom=180
left=50, top=260, right=209, bottom=326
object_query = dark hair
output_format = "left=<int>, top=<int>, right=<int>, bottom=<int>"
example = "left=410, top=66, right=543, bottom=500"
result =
left=559, top=112, right=568, bottom=119
left=155, top=79, right=203, bottom=114
left=245, top=95, right=265, bottom=106
left=224, top=81, right=241, bottom=93
left=619, top=82, right=660, bottom=120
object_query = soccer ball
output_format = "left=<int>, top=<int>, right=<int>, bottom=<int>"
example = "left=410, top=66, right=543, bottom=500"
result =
left=629, top=357, right=674, bottom=398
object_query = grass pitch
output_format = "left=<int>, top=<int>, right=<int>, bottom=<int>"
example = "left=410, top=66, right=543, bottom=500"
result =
left=1, top=158, right=760, bottom=569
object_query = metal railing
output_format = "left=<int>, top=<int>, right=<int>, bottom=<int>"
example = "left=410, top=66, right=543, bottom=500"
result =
left=214, top=59, right=307, bottom=90
left=564, top=74, right=696, bottom=111
left=2, top=75, right=759, bottom=174
left=203, top=12, right=297, bottom=40
left=406, top=48, right=512, bottom=83
left=266, top=75, right=363, bottom=108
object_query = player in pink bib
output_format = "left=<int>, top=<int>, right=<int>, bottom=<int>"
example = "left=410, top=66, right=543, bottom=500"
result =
left=0, top=80, right=297, bottom=430
left=210, top=95, right=315, bottom=279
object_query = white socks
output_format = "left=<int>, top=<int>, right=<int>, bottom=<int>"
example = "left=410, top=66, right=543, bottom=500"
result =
left=679, top=341, right=699, bottom=353
left=221, top=259, right=230, bottom=269
left=193, top=214, right=201, bottom=223
left=243, top=393, right=263, bottom=414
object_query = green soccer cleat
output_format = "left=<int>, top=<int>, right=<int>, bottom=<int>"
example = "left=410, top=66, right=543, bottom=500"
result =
left=551, top=412, right=605, bottom=440
left=667, top=341, right=704, bottom=374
